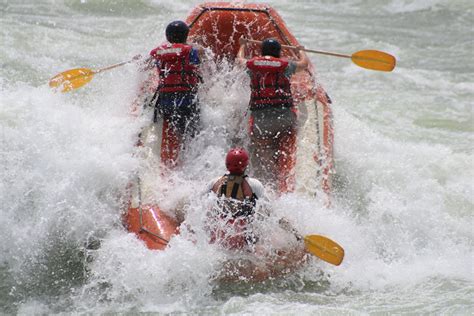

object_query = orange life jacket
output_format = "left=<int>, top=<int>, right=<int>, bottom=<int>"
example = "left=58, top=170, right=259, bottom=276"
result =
left=150, top=43, right=200, bottom=93
left=247, top=56, right=293, bottom=109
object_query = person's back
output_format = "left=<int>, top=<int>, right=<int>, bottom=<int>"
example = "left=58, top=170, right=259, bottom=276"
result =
left=147, top=21, right=203, bottom=167
left=206, top=148, right=265, bottom=250
left=236, top=38, right=309, bottom=192
left=204, top=148, right=307, bottom=278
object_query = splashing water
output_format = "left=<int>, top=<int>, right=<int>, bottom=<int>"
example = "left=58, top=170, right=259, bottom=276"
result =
left=1, top=0, right=472, bottom=314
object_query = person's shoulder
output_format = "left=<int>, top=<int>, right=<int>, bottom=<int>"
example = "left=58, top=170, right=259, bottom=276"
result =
left=284, top=60, right=297, bottom=77
left=149, top=47, right=158, bottom=56
left=149, top=42, right=167, bottom=56
left=246, top=177, right=265, bottom=198
left=206, top=176, right=224, bottom=193
left=188, top=46, right=201, bottom=64
left=288, top=60, right=297, bottom=67
left=246, top=177, right=263, bottom=185
left=246, top=56, right=262, bottom=64
left=189, top=46, right=200, bottom=56
left=206, top=177, right=220, bottom=189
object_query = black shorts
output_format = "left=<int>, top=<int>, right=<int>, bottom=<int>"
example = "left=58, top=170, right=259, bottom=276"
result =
left=250, top=106, right=296, bottom=139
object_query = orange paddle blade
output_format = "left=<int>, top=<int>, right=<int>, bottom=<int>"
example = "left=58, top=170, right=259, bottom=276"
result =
left=304, top=235, right=345, bottom=266
left=351, top=50, right=396, bottom=72
left=49, top=68, right=95, bottom=92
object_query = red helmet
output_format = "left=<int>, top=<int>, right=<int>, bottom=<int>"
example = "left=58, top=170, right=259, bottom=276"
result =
left=225, top=148, right=249, bottom=174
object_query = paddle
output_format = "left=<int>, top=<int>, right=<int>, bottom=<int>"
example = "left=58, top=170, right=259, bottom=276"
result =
left=49, top=59, right=133, bottom=92
left=278, top=218, right=344, bottom=266
left=246, top=39, right=396, bottom=72
left=303, top=234, right=344, bottom=266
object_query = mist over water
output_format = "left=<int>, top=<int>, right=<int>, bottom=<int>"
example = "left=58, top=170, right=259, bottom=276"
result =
left=1, top=0, right=472, bottom=314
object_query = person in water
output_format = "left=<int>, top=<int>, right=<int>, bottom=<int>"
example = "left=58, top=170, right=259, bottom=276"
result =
left=236, top=37, right=309, bottom=193
left=145, top=20, right=204, bottom=167
left=206, top=147, right=266, bottom=250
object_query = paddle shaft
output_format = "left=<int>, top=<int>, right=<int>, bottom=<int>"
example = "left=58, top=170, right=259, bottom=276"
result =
left=289, top=47, right=350, bottom=59
left=245, top=38, right=395, bottom=71
left=94, top=60, right=133, bottom=74
left=278, top=218, right=303, bottom=240
left=246, top=39, right=351, bottom=59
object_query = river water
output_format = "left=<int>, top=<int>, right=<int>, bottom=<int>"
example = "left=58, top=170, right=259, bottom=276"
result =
left=1, top=0, right=472, bottom=314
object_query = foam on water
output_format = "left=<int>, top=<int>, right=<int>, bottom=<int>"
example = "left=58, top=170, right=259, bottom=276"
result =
left=1, top=0, right=472, bottom=314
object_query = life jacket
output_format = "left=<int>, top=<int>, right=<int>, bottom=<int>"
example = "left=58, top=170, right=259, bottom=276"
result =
left=209, top=174, right=257, bottom=249
left=150, top=43, right=200, bottom=93
left=212, top=174, right=256, bottom=218
left=246, top=56, right=293, bottom=110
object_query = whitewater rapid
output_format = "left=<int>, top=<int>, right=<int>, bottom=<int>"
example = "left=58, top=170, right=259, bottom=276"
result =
left=1, top=0, right=472, bottom=314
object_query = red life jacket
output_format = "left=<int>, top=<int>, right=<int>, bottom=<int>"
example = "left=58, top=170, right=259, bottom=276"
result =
left=150, top=43, right=200, bottom=93
left=246, top=56, right=293, bottom=109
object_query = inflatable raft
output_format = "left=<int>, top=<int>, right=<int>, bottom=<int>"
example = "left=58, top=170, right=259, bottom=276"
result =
left=123, top=2, right=335, bottom=280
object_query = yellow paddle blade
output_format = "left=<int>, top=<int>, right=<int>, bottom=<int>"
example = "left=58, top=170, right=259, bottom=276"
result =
left=351, top=50, right=396, bottom=72
left=304, top=235, right=345, bottom=266
left=49, top=68, right=95, bottom=92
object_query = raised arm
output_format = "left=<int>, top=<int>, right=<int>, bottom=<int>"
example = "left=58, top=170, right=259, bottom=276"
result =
left=293, top=46, right=309, bottom=72
left=236, top=37, right=248, bottom=67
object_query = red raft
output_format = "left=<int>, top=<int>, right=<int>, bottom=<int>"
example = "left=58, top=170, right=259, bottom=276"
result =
left=124, top=2, right=335, bottom=277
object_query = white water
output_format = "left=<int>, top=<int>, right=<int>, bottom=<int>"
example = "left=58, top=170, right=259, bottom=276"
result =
left=1, top=0, right=473, bottom=314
